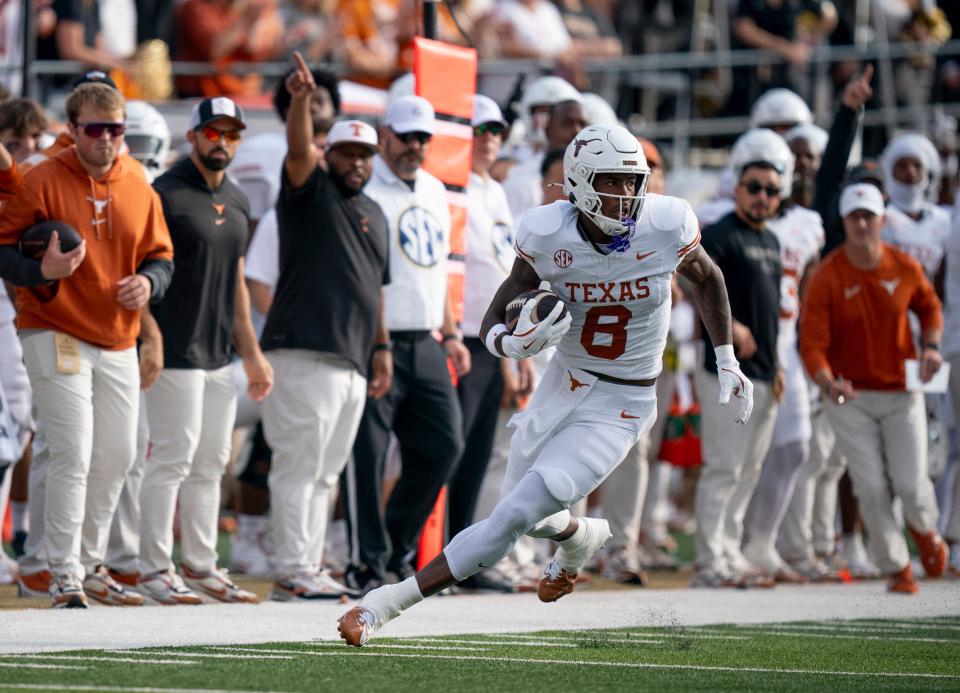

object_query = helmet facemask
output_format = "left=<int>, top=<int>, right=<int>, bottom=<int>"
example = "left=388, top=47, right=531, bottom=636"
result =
left=571, top=169, right=649, bottom=241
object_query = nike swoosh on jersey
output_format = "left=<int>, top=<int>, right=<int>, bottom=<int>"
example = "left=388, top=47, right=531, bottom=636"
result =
left=620, top=410, right=641, bottom=419
left=635, top=250, right=655, bottom=261
left=843, top=285, right=861, bottom=300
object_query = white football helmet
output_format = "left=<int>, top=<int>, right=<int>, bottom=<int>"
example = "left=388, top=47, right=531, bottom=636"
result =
left=518, top=76, right=581, bottom=147
left=125, top=101, right=171, bottom=181
left=784, top=123, right=829, bottom=157
left=580, top=92, right=619, bottom=127
left=729, top=128, right=794, bottom=198
left=750, top=88, right=813, bottom=131
left=564, top=124, right=651, bottom=237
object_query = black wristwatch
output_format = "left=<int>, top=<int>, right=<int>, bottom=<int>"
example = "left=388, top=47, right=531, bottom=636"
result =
left=924, top=342, right=941, bottom=352
left=442, top=331, right=463, bottom=343
left=372, top=341, right=393, bottom=352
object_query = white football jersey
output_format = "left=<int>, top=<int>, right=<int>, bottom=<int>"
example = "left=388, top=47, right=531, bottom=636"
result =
left=503, top=153, right=544, bottom=220
left=365, top=155, right=451, bottom=331
left=881, top=202, right=951, bottom=280
left=942, top=212, right=960, bottom=357
left=514, top=196, right=700, bottom=380
left=768, top=205, right=824, bottom=347
left=229, top=132, right=287, bottom=221
left=463, top=172, right=514, bottom=337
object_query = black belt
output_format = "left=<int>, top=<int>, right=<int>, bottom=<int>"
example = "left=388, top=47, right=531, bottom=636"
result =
left=585, top=369, right=657, bottom=387
left=390, top=330, right=432, bottom=342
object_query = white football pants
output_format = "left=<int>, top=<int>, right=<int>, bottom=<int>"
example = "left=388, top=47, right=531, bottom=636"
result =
left=21, top=331, right=139, bottom=580
left=104, top=399, right=149, bottom=574
left=140, top=366, right=236, bottom=575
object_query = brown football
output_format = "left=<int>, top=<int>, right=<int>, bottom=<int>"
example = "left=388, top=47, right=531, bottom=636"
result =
left=504, top=289, right=568, bottom=331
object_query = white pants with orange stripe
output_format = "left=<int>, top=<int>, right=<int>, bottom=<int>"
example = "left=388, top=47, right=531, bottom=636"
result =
left=825, top=390, right=938, bottom=573
left=20, top=331, right=140, bottom=580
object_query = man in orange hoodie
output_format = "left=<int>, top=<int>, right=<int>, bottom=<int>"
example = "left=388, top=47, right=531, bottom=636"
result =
left=0, top=83, right=174, bottom=609
left=799, top=182, right=948, bottom=595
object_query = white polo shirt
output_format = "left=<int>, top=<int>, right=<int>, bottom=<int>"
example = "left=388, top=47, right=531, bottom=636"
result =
left=365, top=155, right=451, bottom=331
left=229, top=132, right=287, bottom=221
left=463, top=172, right=514, bottom=337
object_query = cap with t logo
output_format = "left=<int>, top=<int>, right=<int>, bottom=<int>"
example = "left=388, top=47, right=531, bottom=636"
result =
left=326, top=119, right=379, bottom=152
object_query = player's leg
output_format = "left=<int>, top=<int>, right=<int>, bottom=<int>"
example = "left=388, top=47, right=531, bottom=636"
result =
left=879, top=391, right=946, bottom=578
left=17, top=427, right=50, bottom=597
left=81, top=346, right=143, bottom=606
left=105, top=399, right=149, bottom=585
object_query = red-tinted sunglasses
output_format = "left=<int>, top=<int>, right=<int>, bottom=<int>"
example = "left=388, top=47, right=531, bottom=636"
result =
left=200, top=125, right=242, bottom=143
left=78, top=121, right=125, bottom=138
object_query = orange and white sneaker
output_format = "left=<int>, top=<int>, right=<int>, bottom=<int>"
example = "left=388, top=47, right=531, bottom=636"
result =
left=18, top=569, right=52, bottom=598
left=538, top=517, right=611, bottom=603
left=887, top=564, right=919, bottom=594
left=106, top=568, right=140, bottom=590
left=948, top=543, right=960, bottom=578
left=50, top=574, right=88, bottom=609
left=909, top=529, right=948, bottom=578
left=83, top=566, right=144, bottom=606
left=181, top=564, right=258, bottom=604
left=138, top=570, right=203, bottom=605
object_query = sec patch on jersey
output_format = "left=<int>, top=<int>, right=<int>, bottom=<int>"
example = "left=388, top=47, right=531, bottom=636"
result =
left=505, top=289, right=569, bottom=331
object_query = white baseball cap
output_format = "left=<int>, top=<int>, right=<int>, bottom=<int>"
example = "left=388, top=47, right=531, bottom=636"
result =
left=471, top=94, right=506, bottom=128
left=839, top=183, right=885, bottom=218
left=384, top=95, right=435, bottom=135
left=326, top=119, right=378, bottom=152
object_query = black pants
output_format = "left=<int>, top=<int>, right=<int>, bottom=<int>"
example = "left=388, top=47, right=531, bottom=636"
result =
left=448, top=339, right=504, bottom=539
left=345, top=332, right=464, bottom=578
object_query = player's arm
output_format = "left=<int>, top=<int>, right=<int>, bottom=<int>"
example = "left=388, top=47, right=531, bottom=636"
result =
left=480, top=257, right=542, bottom=357
left=233, top=257, right=274, bottom=402
left=283, top=52, right=319, bottom=189
left=677, top=245, right=732, bottom=348
left=678, top=245, right=754, bottom=424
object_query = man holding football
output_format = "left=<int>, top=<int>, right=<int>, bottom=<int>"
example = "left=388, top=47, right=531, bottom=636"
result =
left=338, top=123, right=750, bottom=646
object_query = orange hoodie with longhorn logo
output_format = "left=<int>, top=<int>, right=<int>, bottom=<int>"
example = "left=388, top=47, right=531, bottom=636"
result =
left=0, top=146, right=173, bottom=349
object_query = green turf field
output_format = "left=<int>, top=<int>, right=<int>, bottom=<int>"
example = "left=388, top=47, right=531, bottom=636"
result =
left=2, top=617, right=959, bottom=692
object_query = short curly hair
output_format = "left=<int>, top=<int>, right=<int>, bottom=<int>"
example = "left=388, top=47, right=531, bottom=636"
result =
left=0, top=98, right=49, bottom=135
left=273, top=66, right=340, bottom=121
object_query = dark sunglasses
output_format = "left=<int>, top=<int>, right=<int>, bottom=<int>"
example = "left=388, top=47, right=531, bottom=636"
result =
left=474, top=123, right=505, bottom=137
left=200, top=126, right=242, bottom=143
left=743, top=181, right=781, bottom=198
left=78, top=121, right=125, bottom=138
left=393, top=130, right=432, bottom=145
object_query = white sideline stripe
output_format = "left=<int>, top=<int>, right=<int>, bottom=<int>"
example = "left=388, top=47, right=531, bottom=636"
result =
left=7, top=655, right=200, bottom=665
left=413, top=637, right=667, bottom=646
left=119, top=650, right=295, bottom=660
left=757, top=623, right=960, bottom=635
left=505, top=632, right=750, bottom=642
left=690, top=628, right=957, bottom=644
left=0, top=685, right=285, bottom=693
left=217, top=648, right=960, bottom=679
left=0, top=662, right=88, bottom=670
left=834, top=620, right=960, bottom=632
left=311, top=643, right=489, bottom=652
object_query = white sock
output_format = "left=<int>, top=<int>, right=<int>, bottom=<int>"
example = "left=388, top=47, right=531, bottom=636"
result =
left=363, top=576, right=423, bottom=621
left=236, top=513, right=267, bottom=540
left=11, top=501, right=28, bottom=534
left=556, top=518, right=589, bottom=572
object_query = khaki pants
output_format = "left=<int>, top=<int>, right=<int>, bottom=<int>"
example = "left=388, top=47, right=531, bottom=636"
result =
left=825, top=389, right=938, bottom=573
left=140, top=367, right=237, bottom=575
left=693, top=370, right=777, bottom=573
left=262, top=350, right=366, bottom=577
left=21, top=331, right=139, bottom=580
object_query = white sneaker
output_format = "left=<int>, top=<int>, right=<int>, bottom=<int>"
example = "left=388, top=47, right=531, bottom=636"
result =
left=50, top=574, right=88, bottom=609
left=743, top=541, right=805, bottom=583
left=138, top=570, right=203, bottom=605
left=181, top=564, right=258, bottom=603
left=270, top=569, right=357, bottom=601
left=600, top=545, right=648, bottom=585
left=229, top=532, right=272, bottom=577
left=840, top=534, right=881, bottom=579
left=83, top=566, right=144, bottom=606
left=0, top=550, right=18, bottom=585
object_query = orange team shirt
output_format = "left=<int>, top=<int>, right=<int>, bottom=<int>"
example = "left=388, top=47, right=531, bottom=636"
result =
left=0, top=146, right=173, bottom=350
left=799, top=243, right=942, bottom=391
left=0, top=160, right=23, bottom=205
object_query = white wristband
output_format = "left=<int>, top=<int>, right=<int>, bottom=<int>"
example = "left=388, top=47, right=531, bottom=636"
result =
left=485, top=323, right=509, bottom=357
left=715, top=344, right=736, bottom=364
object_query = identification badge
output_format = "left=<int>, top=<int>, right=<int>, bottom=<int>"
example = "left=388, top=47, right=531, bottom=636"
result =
left=54, top=333, right=81, bottom=374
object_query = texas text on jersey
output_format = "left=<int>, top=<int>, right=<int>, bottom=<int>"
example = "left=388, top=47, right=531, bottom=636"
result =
left=514, top=194, right=700, bottom=380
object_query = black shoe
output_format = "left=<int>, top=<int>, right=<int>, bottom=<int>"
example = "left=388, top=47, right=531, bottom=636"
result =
left=344, top=565, right=383, bottom=596
left=458, top=573, right=517, bottom=593
left=12, top=531, right=27, bottom=558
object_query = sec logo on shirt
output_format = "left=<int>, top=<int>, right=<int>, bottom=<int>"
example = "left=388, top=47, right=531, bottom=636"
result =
left=398, top=206, right=445, bottom=267
left=492, top=221, right=514, bottom=272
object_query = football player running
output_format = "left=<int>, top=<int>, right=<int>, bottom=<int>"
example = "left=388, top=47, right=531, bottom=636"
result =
left=337, top=124, right=751, bottom=646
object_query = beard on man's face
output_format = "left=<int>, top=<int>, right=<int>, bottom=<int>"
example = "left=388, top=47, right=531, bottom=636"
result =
left=199, top=147, right=231, bottom=171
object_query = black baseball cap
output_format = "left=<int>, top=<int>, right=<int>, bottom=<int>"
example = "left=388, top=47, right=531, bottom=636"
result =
left=71, top=70, right=118, bottom=91
left=844, top=158, right=885, bottom=191
left=190, top=97, right=246, bottom=131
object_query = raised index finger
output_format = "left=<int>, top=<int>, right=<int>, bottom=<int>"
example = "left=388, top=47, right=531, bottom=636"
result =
left=293, top=51, right=310, bottom=77
left=860, top=63, right=874, bottom=85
